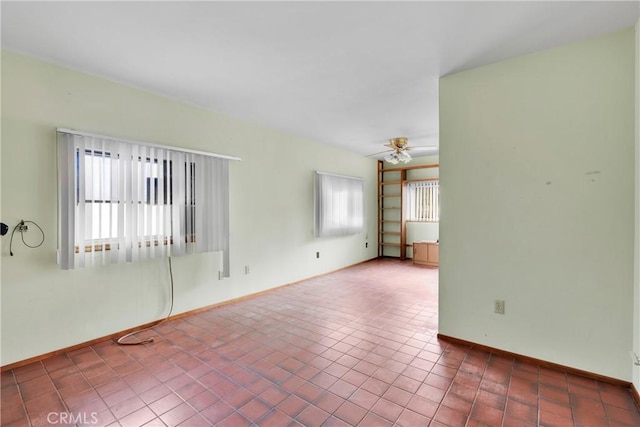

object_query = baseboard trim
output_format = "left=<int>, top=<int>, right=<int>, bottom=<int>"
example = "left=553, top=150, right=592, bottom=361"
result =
left=1, top=257, right=378, bottom=372
left=437, top=334, right=631, bottom=388
left=632, top=383, right=640, bottom=412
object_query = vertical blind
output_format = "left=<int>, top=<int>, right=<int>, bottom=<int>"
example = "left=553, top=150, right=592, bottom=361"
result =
left=315, top=171, right=364, bottom=237
left=406, top=180, right=439, bottom=222
left=57, top=130, right=234, bottom=275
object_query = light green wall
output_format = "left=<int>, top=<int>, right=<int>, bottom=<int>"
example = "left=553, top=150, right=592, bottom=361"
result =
left=0, top=51, right=378, bottom=366
left=440, top=28, right=635, bottom=380
left=634, top=19, right=640, bottom=392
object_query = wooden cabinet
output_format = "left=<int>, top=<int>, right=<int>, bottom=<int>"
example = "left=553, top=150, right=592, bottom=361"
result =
left=413, top=241, right=439, bottom=267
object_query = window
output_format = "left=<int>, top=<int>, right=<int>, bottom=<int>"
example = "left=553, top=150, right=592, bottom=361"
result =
left=315, top=171, right=364, bottom=237
left=406, top=180, right=439, bottom=222
left=80, top=151, right=175, bottom=243
left=57, top=130, right=232, bottom=274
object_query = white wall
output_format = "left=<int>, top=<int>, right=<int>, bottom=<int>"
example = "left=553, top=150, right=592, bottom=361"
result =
left=0, top=51, right=378, bottom=366
left=440, top=28, right=635, bottom=381
left=406, top=223, right=439, bottom=245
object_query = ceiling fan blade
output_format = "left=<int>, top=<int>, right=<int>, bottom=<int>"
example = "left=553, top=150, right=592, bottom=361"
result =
left=366, top=149, right=393, bottom=157
left=405, top=145, right=438, bottom=152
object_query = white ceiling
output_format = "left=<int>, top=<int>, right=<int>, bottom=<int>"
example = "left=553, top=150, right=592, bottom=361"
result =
left=2, top=1, right=638, bottom=158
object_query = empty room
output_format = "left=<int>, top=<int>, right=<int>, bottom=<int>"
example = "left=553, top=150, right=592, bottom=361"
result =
left=1, top=2, right=640, bottom=427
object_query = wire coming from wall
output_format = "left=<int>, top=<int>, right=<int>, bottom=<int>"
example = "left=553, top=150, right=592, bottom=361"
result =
left=116, top=256, right=175, bottom=346
left=9, top=219, right=45, bottom=256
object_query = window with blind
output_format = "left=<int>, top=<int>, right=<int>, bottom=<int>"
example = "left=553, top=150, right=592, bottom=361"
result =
left=57, top=129, right=234, bottom=275
left=315, top=172, right=364, bottom=237
left=406, top=180, right=440, bottom=222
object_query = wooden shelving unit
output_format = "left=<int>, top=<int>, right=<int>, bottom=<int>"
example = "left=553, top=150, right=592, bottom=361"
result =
left=377, top=161, right=439, bottom=259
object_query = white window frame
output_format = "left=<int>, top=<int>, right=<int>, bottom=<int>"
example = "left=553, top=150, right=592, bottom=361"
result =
left=406, top=180, right=440, bottom=222
left=315, top=171, right=365, bottom=237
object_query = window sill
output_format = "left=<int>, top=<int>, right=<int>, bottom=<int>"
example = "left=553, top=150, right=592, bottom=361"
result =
left=75, top=237, right=196, bottom=253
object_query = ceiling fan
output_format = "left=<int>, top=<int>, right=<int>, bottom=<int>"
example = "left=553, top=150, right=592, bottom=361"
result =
left=367, top=137, right=437, bottom=164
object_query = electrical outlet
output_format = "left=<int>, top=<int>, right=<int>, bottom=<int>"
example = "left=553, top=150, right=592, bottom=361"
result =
left=245, top=265, right=250, bottom=274
left=365, top=242, right=368, bottom=248
left=316, top=252, right=320, bottom=259
left=494, top=300, right=505, bottom=315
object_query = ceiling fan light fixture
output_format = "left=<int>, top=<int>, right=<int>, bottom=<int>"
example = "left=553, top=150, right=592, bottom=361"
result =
left=384, top=150, right=411, bottom=164
left=398, top=150, right=411, bottom=163
left=375, top=136, right=414, bottom=164
left=384, top=153, right=399, bottom=164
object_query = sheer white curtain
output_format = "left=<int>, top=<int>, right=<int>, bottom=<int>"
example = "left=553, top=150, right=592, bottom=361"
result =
left=406, top=180, right=439, bottom=222
left=57, top=130, right=232, bottom=275
left=315, top=172, right=364, bottom=237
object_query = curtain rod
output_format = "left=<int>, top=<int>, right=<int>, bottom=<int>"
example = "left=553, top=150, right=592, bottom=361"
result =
left=57, top=128, right=242, bottom=161
left=315, top=171, right=363, bottom=180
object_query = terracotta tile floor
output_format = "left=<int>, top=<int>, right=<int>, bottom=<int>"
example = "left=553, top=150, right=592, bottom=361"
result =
left=2, top=258, right=640, bottom=426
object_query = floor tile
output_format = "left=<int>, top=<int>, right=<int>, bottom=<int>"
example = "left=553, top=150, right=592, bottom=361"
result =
left=238, top=397, right=271, bottom=422
left=333, top=401, right=367, bottom=425
left=1, top=259, right=638, bottom=427
left=370, top=397, right=404, bottom=423
left=295, top=404, right=330, bottom=427
left=256, top=408, right=294, bottom=426
left=199, top=399, right=234, bottom=424
left=433, top=405, right=468, bottom=427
